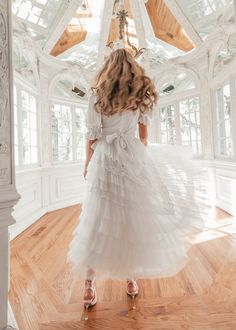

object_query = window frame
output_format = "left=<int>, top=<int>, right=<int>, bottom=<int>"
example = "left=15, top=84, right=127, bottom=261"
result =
left=157, top=93, right=202, bottom=156
left=14, top=81, right=40, bottom=170
left=50, top=99, right=87, bottom=164
left=211, top=76, right=236, bottom=161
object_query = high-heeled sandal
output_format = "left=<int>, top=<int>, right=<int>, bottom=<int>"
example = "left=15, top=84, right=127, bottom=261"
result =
left=83, top=279, right=97, bottom=320
left=126, top=279, right=139, bottom=296
left=126, top=279, right=139, bottom=310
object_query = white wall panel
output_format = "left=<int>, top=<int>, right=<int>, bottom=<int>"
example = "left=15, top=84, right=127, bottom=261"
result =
left=215, top=165, right=236, bottom=215
left=10, top=163, right=86, bottom=240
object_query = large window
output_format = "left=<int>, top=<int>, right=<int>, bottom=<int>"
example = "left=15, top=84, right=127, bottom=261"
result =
left=14, top=84, right=39, bottom=167
left=215, top=83, right=233, bottom=157
left=159, top=105, right=176, bottom=144
left=51, top=103, right=86, bottom=162
left=179, top=97, right=201, bottom=154
left=158, top=96, right=202, bottom=154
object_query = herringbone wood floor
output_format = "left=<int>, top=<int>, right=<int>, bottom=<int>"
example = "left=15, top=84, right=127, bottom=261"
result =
left=9, top=205, right=236, bottom=330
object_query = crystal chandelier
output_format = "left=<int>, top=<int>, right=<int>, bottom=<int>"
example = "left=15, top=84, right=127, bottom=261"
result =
left=107, top=0, right=145, bottom=58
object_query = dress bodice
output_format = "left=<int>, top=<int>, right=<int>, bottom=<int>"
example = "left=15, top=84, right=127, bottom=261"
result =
left=85, top=94, right=152, bottom=141
left=102, top=110, right=140, bottom=137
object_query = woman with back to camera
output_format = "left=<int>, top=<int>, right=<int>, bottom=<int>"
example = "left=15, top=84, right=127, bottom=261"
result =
left=67, top=48, right=213, bottom=314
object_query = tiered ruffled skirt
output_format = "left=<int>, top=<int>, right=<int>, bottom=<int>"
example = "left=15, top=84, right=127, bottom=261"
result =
left=67, top=137, right=214, bottom=280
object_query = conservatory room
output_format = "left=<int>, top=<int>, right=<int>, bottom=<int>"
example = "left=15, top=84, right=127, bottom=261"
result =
left=1, top=0, right=236, bottom=329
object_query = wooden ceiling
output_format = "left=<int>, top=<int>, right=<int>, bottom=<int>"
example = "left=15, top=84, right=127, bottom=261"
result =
left=50, top=7, right=91, bottom=57
left=51, top=0, right=194, bottom=57
left=145, top=0, right=194, bottom=52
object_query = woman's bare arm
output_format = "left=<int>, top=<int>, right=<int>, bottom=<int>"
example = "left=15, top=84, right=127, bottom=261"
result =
left=138, top=123, right=148, bottom=146
left=83, top=139, right=97, bottom=178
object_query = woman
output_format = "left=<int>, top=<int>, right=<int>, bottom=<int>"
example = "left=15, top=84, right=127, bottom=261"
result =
left=67, top=48, right=212, bottom=311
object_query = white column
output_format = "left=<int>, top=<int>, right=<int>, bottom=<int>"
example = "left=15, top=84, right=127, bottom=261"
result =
left=0, top=1, right=20, bottom=330
left=96, top=0, right=115, bottom=67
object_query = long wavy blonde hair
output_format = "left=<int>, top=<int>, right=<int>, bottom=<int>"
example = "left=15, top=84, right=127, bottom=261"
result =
left=92, top=48, right=157, bottom=116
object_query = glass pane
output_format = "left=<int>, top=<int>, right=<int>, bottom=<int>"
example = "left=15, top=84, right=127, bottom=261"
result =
left=22, top=110, right=29, bottom=127
left=22, top=127, right=30, bottom=145
left=225, top=119, right=231, bottom=139
left=30, top=112, right=37, bottom=129
left=21, top=90, right=29, bottom=110
left=181, top=127, right=190, bottom=142
left=62, top=133, right=72, bottom=147
left=31, top=146, right=38, bottom=163
left=189, top=97, right=199, bottom=112
left=226, top=138, right=233, bottom=156
left=52, top=133, right=59, bottom=148
left=223, top=84, right=230, bottom=121
left=53, top=147, right=59, bottom=161
left=30, top=95, right=36, bottom=113
left=30, top=129, right=37, bottom=146
left=161, top=131, right=167, bottom=143
left=22, top=144, right=30, bottom=164
left=215, top=83, right=233, bottom=157
left=61, top=147, right=72, bottom=161
left=179, top=100, right=188, bottom=115
left=77, top=148, right=85, bottom=160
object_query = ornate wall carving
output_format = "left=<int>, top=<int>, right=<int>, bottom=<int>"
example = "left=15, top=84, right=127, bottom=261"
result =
left=0, top=2, right=11, bottom=186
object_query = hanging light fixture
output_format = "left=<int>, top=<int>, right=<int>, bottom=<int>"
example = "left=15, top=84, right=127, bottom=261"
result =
left=107, top=0, right=145, bottom=58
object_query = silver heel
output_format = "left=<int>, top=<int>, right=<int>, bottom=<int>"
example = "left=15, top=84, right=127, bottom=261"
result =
left=83, top=279, right=97, bottom=320
left=84, top=304, right=89, bottom=320
left=131, top=294, right=136, bottom=310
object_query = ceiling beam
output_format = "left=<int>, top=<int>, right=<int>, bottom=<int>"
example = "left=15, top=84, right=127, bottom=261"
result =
left=129, top=0, right=147, bottom=48
left=96, top=0, right=115, bottom=67
left=163, top=0, right=202, bottom=46
left=43, top=0, right=83, bottom=54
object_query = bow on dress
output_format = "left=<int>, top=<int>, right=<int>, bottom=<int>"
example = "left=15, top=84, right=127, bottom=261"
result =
left=105, top=132, right=135, bottom=160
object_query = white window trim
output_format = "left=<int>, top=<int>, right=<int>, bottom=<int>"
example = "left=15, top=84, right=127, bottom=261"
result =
left=211, top=77, right=236, bottom=161
left=157, top=93, right=202, bottom=157
left=50, top=99, right=88, bottom=164
left=14, top=81, right=40, bottom=171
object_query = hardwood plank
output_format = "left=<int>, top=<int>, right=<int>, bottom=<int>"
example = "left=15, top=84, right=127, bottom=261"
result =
left=9, top=204, right=236, bottom=329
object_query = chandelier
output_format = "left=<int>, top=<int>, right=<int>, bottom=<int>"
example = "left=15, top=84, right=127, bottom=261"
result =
left=107, top=0, right=146, bottom=58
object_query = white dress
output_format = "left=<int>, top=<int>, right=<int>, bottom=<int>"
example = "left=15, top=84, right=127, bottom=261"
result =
left=67, top=95, right=214, bottom=281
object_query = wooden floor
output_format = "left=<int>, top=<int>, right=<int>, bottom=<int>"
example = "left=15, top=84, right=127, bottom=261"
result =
left=9, top=205, right=236, bottom=330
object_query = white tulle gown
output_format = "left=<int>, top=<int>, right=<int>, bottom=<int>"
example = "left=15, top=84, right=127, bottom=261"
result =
left=67, top=95, right=214, bottom=281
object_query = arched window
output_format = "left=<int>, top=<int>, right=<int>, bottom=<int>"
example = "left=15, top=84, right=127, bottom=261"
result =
left=157, top=71, right=201, bottom=154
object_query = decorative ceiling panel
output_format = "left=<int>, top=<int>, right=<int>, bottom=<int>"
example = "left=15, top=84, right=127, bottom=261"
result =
left=177, top=0, right=234, bottom=39
left=145, top=0, right=194, bottom=52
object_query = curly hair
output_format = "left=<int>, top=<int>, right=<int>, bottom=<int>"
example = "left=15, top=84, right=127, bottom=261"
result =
left=91, top=48, right=158, bottom=116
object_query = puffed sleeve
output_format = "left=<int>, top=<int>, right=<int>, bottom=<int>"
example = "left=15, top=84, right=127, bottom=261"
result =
left=85, top=94, right=103, bottom=140
left=138, top=109, right=153, bottom=126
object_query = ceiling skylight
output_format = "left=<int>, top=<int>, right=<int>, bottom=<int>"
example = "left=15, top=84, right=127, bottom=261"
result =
left=178, top=0, right=234, bottom=38
left=12, top=0, right=63, bottom=45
